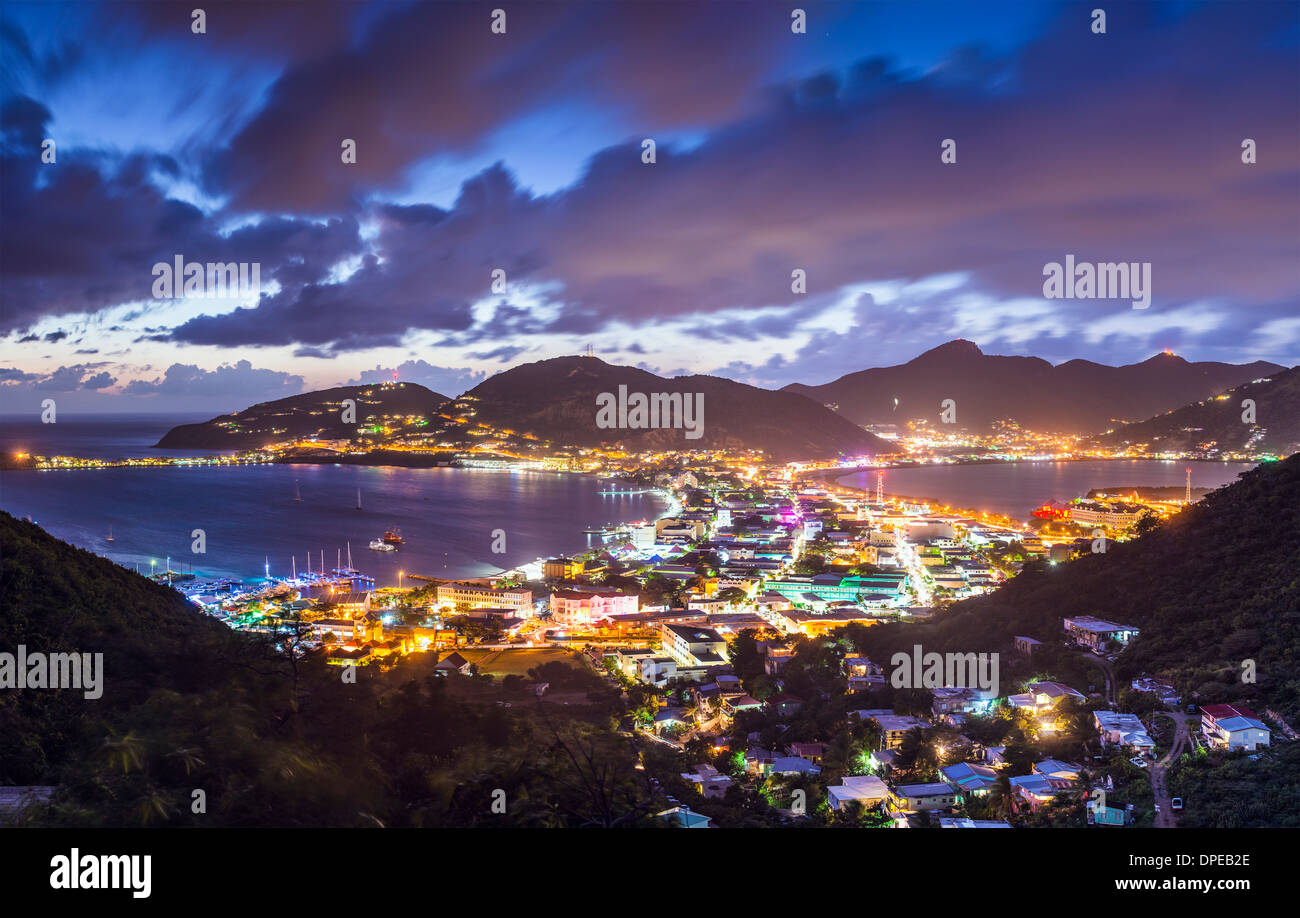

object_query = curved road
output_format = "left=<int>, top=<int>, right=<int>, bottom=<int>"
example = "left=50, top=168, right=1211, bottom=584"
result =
left=1150, top=710, right=1191, bottom=828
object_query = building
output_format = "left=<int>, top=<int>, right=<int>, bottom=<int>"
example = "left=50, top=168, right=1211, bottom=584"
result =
left=1063, top=615, right=1139, bottom=651
left=1014, top=635, right=1042, bottom=656
left=332, top=591, right=371, bottom=616
left=549, top=588, right=639, bottom=624
left=1008, top=774, right=1059, bottom=810
left=543, top=557, right=585, bottom=579
left=871, top=713, right=930, bottom=749
left=436, top=582, right=533, bottom=615
left=891, top=782, right=960, bottom=813
left=434, top=651, right=472, bottom=675
left=1094, top=711, right=1156, bottom=753
left=939, top=762, right=998, bottom=796
left=1200, top=704, right=1271, bottom=751
left=681, top=764, right=733, bottom=799
left=1068, top=500, right=1146, bottom=528
left=660, top=623, right=730, bottom=669
left=828, top=775, right=890, bottom=811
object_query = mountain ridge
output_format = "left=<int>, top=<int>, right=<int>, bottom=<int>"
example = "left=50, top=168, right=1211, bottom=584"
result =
left=783, top=340, right=1285, bottom=434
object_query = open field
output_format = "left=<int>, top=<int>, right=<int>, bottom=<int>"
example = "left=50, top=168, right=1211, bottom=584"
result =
left=454, top=647, right=593, bottom=677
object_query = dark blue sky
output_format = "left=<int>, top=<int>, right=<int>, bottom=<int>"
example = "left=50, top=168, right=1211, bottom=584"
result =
left=2, top=0, right=1297, bottom=410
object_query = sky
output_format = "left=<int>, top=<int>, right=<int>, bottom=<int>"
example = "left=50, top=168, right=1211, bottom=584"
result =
left=1, top=0, right=1297, bottom=412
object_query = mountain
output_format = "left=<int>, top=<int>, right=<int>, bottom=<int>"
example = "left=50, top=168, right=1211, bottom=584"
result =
left=456, top=356, right=891, bottom=460
left=1089, top=365, right=1300, bottom=456
left=850, top=453, right=1300, bottom=721
left=156, top=382, right=450, bottom=450
left=783, top=340, right=1285, bottom=434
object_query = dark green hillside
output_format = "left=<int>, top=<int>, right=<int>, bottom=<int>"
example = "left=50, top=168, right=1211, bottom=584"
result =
left=0, top=512, right=246, bottom=784
left=0, top=511, right=658, bottom=826
left=851, top=455, right=1300, bottom=719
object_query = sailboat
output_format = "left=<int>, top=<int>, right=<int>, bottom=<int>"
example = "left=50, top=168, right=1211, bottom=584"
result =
left=294, top=480, right=304, bottom=501
left=105, top=525, right=114, bottom=543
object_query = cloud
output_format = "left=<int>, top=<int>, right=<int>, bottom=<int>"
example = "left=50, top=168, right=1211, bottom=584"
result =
left=0, top=363, right=117, bottom=392
left=342, top=360, right=486, bottom=397
left=120, top=360, right=303, bottom=400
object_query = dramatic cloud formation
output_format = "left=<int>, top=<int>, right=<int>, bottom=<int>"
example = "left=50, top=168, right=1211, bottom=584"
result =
left=0, top=1, right=1296, bottom=408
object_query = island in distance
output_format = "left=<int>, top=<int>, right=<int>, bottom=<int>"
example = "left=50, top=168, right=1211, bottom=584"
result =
left=155, top=357, right=890, bottom=461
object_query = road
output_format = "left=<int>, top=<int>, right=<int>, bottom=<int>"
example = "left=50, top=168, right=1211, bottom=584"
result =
left=1150, top=709, right=1191, bottom=828
left=1076, top=651, right=1116, bottom=705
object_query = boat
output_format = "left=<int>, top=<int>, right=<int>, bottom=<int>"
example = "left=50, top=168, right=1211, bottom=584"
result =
left=383, top=528, right=404, bottom=544
left=105, top=525, right=114, bottom=543
left=368, top=539, right=396, bottom=552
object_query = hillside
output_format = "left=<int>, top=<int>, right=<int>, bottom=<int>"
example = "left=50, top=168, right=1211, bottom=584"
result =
left=0, top=511, right=246, bottom=785
left=850, top=454, right=1300, bottom=720
left=458, top=356, right=892, bottom=460
left=783, top=340, right=1284, bottom=434
left=0, top=511, right=656, bottom=826
left=156, top=381, right=451, bottom=449
left=1089, top=366, right=1300, bottom=456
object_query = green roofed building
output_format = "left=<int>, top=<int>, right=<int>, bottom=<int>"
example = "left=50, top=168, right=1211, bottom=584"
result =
left=766, top=572, right=908, bottom=606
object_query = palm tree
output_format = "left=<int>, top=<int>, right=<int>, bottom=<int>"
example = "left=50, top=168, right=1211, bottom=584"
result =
left=990, top=773, right=1014, bottom=819
left=101, top=732, right=146, bottom=774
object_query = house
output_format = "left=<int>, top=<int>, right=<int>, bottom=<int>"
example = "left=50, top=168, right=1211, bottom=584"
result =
left=983, top=745, right=1007, bottom=767
left=1033, top=759, right=1083, bottom=787
left=828, top=775, right=890, bottom=811
left=656, top=805, right=712, bottom=828
left=722, top=694, right=763, bottom=718
left=768, top=756, right=821, bottom=777
left=434, top=651, right=471, bottom=675
left=785, top=742, right=827, bottom=764
left=1063, top=615, right=1139, bottom=651
left=871, top=714, right=930, bottom=749
left=681, top=764, right=733, bottom=799
left=744, top=748, right=777, bottom=776
left=1131, top=676, right=1181, bottom=706
left=890, top=782, right=961, bottom=813
left=1008, top=774, right=1060, bottom=810
left=931, top=686, right=997, bottom=717
left=767, top=693, right=804, bottom=717
left=1200, top=704, right=1271, bottom=751
left=326, top=645, right=373, bottom=667
left=660, top=623, right=730, bottom=669
left=1094, top=711, right=1156, bottom=753
left=654, top=707, right=689, bottom=733
left=939, top=762, right=998, bottom=796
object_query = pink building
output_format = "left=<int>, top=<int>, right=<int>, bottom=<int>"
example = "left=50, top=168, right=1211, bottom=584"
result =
left=549, top=588, right=640, bottom=624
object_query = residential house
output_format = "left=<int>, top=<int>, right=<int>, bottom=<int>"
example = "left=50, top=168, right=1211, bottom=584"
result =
left=1200, top=704, right=1271, bottom=751
left=890, top=782, right=961, bottom=814
left=1094, top=711, right=1156, bottom=753
left=939, top=762, right=998, bottom=797
left=828, top=775, right=890, bottom=812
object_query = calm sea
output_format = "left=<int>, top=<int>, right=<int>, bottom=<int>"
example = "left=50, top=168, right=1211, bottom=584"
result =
left=837, top=459, right=1258, bottom=520
left=0, top=415, right=667, bottom=583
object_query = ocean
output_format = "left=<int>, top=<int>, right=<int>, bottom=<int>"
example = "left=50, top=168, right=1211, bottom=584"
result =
left=837, top=459, right=1258, bottom=520
left=0, top=414, right=667, bottom=583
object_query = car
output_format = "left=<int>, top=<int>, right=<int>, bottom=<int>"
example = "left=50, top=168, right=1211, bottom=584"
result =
left=1154, top=804, right=1160, bottom=814
left=1171, top=797, right=1183, bottom=810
